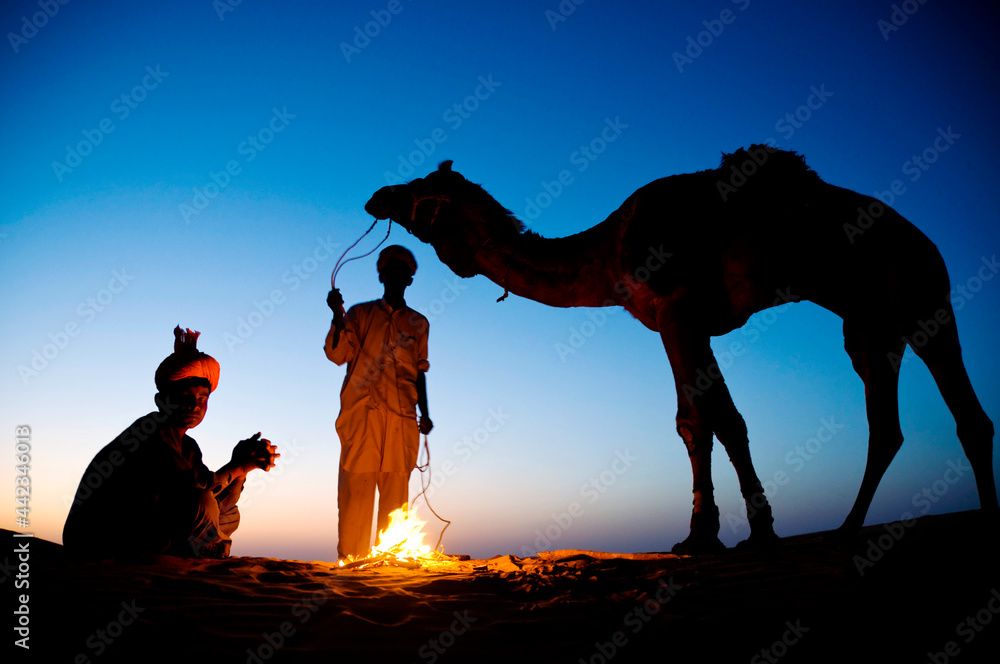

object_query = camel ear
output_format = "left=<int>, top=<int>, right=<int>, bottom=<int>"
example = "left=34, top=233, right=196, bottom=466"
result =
left=438, top=160, right=453, bottom=172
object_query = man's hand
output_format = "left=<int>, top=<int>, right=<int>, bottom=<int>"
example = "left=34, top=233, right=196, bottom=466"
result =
left=327, top=289, right=345, bottom=317
left=232, top=432, right=280, bottom=472
left=418, top=416, right=434, bottom=435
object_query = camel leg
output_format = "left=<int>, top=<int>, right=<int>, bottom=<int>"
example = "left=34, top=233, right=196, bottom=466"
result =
left=840, top=320, right=905, bottom=531
left=659, top=320, right=762, bottom=553
left=913, top=315, right=998, bottom=513
left=711, top=380, right=778, bottom=548
left=659, top=326, right=722, bottom=553
left=670, top=403, right=724, bottom=553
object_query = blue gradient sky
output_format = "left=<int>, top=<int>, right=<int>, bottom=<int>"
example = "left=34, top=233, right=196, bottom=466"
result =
left=3, top=1, right=999, bottom=560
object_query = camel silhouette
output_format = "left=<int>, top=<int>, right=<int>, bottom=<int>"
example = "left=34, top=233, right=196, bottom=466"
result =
left=365, top=147, right=997, bottom=552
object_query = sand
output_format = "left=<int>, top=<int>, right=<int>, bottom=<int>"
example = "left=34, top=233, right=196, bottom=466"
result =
left=8, top=510, right=999, bottom=663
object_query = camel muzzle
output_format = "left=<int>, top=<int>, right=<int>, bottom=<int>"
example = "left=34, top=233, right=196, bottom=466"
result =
left=364, top=187, right=395, bottom=221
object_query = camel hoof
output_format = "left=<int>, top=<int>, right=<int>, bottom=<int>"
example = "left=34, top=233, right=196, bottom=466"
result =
left=735, top=531, right=780, bottom=551
left=671, top=533, right=726, bottom=555
left=825, top=524, right=862, bottom=547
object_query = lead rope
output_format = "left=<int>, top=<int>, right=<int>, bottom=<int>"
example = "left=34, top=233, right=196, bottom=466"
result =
left=330, top=219, right=393, bottom=291
left=412, top=432, right=451, bottom=554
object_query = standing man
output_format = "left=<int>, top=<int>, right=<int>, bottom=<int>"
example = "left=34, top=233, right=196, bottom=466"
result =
left=325, top=245, right=433, bottom=560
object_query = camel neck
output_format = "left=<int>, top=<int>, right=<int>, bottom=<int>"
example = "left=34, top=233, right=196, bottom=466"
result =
left=475, top=222, right=624, bottom=308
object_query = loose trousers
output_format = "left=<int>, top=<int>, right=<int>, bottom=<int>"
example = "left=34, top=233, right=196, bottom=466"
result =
left=337, top=469, right=409, bottom=559
left=185, top=478, right=244, bottom=558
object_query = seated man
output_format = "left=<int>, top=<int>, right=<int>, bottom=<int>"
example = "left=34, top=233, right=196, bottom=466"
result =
left=63, top=326, right=278, bottom=559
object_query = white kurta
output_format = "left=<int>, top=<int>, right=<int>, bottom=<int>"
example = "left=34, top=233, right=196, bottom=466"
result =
left=325, top=298, right=429, bottom=473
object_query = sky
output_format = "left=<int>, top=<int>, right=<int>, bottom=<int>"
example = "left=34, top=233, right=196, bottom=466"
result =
left=2, top=0, right=999, bottom=561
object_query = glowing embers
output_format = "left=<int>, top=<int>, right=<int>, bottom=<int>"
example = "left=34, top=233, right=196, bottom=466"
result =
left=339, top=507, right=442, bottom=570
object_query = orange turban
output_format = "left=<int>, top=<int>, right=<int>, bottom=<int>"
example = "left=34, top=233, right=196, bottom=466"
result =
left=154, top=326, right=220, bottom=393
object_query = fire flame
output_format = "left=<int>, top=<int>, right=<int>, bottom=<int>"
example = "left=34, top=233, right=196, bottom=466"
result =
left=338, top=507, right=437, bottom=569
left=372, top=507, right=432, bottom=559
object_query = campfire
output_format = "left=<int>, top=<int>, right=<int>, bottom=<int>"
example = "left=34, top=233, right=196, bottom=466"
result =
left=338, top=507, right=448, bottom=570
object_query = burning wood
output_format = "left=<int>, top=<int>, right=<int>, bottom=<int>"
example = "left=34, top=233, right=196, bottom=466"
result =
left=338, top=507, right=458, bottom=570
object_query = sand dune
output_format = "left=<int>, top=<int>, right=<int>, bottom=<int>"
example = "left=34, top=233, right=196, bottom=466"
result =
left=8, top=511, right=999, bottom=663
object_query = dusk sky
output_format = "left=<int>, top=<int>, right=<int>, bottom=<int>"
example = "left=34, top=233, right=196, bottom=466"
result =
left=3, top=0, right=999, bottom=561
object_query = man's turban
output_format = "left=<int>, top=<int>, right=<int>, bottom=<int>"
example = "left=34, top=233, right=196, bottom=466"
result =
left=376, top=245, right=417, bottom=276
left=154, top=326, right=220, bottom=393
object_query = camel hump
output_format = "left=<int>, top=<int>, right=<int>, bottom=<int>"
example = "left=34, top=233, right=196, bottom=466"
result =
left=719, top=145, right=821, bottom=190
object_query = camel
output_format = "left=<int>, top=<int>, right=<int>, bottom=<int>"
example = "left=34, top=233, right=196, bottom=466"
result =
left=364, top=146, right=997, bottom=552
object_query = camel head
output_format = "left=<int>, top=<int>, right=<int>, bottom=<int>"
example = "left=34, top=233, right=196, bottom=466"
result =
left=366, top=161, right=524, bottom=278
